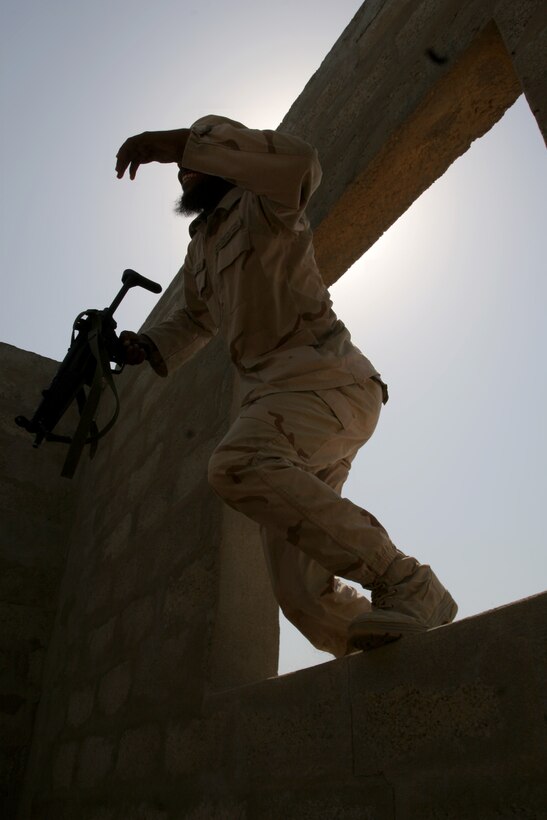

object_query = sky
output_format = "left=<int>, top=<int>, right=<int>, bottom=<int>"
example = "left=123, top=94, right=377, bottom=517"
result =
left=1, top=1, right=546, bottom=676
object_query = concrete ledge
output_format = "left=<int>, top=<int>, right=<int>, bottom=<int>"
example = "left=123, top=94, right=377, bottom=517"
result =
left=23, top=593, right=546, bottom=818
left=190, top=592, right=546, bottom=819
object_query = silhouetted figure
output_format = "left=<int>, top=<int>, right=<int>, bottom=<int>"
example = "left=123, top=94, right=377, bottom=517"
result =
left=116, top=116, right=457, bottom=655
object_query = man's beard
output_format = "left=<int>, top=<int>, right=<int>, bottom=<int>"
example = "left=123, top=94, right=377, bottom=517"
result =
left=175, top=175, right=234, bottom=217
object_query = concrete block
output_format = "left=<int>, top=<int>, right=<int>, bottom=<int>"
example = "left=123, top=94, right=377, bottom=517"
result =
left=131, top=804, right=168, bottom=820
left=0, top=694, right=32, bottom=747
left=171, top=800, right=247, bottom=820
left=51, top=740, right=78, bottom=790
left=82, top=808, right=116, bottom=820
left=349, top=595, right=547, bottom=816
left=132, top=627, right=206, bottom=716
left=110, top=549, right=147, bottom=607
left=0, top=600, right=52, bottom=647
left=87, top=616, right=118, bottom=669
left=97, top=661, right=132, bottom=716
left=76, top=735, right=115, bottom=789
left=135, top=494, right=170, bottom=538
left=67, top=684, right=95, bottom=729
left=65, top=606, right=84, bottom=649
left=91, top=493, right=127, bottom=546
left=29, top=796, right=75, bottom=820
left=164, top=713, right=227, bottom=778
left=101, top=513, right=133, bottom=562
left=115, top=723, right=162, bottom=781
left=0, top=744, right=25, bottom=809
left=215, top=659, right=353, bottom=791
left=83, top=562, right=115, bottom=620
left=127, top=442, right=165, bottom=504
left=120, top=594, right=155, bottom=649
left=393, top=766, right=546, bottom=820
left=247, top=780, right=394, bottom=820
left=35, top=683, right=67, bottom=749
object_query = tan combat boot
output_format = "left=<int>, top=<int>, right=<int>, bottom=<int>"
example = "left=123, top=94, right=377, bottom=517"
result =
left=348, top=550, right=458, bottom=650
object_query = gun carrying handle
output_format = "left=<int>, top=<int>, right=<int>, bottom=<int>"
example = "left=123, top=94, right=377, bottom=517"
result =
left=107, top=269, right=162, bottom=316
left=122, top=269, right=162, bottom=293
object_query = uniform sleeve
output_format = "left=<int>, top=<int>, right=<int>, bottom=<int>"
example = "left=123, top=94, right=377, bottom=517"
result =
left=141, top=258, right=217, bottom=376
left=182, top=114, right=322, bottom=221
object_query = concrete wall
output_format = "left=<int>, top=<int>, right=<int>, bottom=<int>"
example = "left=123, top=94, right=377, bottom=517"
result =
left=19, top=593, right=547, bottom=818
left=17, top=282, right=279, bottom=819
left=8, top=0, right=547, bottom=817
left=0, top=343, right=77, bottom=817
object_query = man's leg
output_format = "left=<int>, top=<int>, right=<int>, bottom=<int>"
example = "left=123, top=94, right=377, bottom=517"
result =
left=209, top=380, right=395, bottom=588
left=209, top=378, right=457, bottom=650
left=262, top=457, right=372, bottom=659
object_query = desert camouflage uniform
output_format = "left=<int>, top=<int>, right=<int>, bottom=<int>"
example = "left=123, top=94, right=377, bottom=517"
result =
left=145, top=115, right=398, bottom=657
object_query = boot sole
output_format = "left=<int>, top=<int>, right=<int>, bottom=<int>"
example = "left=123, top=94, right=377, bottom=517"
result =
left=349, top=592, right=458, bottom=651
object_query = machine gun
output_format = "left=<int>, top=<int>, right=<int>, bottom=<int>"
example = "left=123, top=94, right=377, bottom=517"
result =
left=15, top=269, right=162, bottom=479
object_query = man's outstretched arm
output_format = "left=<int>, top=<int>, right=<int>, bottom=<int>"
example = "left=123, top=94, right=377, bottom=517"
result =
left=115, top=129, right=190, bottom=180
left=115, top=116, right=322, bottom=223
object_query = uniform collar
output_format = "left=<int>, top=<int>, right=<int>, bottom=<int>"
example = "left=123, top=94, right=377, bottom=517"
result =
left=188, top=187, right=244, bottom=237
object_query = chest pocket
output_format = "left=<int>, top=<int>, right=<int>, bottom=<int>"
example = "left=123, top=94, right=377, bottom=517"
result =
left=315, top=389, right=355, bottom=430
left=216, top=219, right=252, bottom=274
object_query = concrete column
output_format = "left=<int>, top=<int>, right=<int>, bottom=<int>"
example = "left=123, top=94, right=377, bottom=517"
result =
left=495, top=0, right=547, bottom=144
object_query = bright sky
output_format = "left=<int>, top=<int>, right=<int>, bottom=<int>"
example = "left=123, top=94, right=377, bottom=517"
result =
left=2, top=1, right=546, bottom=676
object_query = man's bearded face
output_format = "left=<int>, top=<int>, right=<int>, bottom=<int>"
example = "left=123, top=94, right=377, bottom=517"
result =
left=175, top=167, right=233, bottom=217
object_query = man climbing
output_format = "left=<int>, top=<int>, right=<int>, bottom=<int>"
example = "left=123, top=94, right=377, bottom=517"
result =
left=115, top=115, right=457, bottom=657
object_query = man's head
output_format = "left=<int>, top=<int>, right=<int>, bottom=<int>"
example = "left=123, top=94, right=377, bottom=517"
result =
left=175, top=166, right=234, bottom=217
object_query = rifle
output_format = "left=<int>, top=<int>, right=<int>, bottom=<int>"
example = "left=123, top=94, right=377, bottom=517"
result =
left=15, top=269, right=162, bottom=479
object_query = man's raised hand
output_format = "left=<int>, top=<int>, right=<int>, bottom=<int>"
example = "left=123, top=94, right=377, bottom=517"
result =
left=115, top=128, right=189, bottom=180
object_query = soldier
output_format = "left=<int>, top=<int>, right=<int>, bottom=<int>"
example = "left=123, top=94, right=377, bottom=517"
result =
left=115, top=115, right=457, bottom=657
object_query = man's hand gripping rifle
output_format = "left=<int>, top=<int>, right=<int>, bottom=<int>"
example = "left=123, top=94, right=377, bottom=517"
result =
left=15, top=269, right=162, bottom=479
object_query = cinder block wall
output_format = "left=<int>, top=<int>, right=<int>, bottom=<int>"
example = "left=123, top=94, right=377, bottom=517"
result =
left=0, top=343, right=77, bottom=817
left=17, top=280, right=278, bottom=820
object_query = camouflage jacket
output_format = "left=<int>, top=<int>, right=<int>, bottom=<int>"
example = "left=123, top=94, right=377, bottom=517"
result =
left=144, top=115, right=380, bottom=405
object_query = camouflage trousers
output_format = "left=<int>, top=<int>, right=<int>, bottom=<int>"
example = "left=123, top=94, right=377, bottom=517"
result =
left=208, top=377, right=397, bottom=658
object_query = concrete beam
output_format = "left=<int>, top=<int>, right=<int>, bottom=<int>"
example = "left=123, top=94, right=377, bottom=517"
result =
left=281, top=0, right=545, bottom=285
